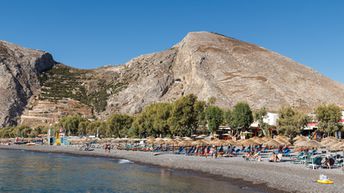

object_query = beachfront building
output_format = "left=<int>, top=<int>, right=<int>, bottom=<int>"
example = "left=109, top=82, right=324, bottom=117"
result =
left=250, top=112, right=279, bottom=137
left=303, top=110, right=344, bottom=139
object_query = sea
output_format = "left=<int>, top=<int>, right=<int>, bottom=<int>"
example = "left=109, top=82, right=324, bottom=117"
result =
left=0, top=149, right=274, bottom=193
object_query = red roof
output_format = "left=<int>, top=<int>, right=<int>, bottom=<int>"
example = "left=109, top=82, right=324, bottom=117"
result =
left=307, top=122, right=318, bottom=127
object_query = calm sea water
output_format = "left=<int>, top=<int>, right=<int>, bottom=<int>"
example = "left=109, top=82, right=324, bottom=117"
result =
left=0, top=149, right=269, bottom=193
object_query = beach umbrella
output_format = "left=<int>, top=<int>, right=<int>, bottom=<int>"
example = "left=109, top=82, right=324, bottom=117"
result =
left=178, top=140, right=192, bottom=146
left=274, top=137, right=291, bottom=146
left=182, top=137, right=193, bottom=141
left=339, top=143, right=344, bottom=149
left=321, top=138, right=338, bottom=146
left=155, top=137, right=163, bottom=141
left=146, top=137, right=156, bottom=144
left=295, top=140, right=321, bottom=148
left=210, top=139, right=226, bottom=146
left=322, top=136, right=337, bottom=142
left=154, top=138, right=165, bottom=145
left=222, top=139, right=238, bottom=146
left=328, top=142, right=344, bottom=151
left=323, top=140, right=339, bottom=148
left=167, top=139, right=178, bottom=146
left=163, top=137, right=172, bottom=141
left=294, top=135, right=307, bottom=141
left=195, top=134, right=207, bottom=139
left=294, top=138, right=307, bottom=145
left=294, top=139, right=307, bottom=146
left=261, top=136, right=272, bottom=142
left=240, top=139, right=259, bottom=147
left=251, top=137, right=266, bottom=144
left=275, top=135, right=289, bottom=141
left=192, top=140, right=208, bottom=146
left=263, top=139, right=281, bottom=148
left=128, top=138, right=141, bottom=142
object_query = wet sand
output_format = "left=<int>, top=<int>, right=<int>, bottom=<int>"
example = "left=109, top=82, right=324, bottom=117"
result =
left=1, top=145, right=343, bottom=193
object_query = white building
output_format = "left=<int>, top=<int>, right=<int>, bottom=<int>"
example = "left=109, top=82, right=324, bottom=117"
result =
left=263, top=112, right=279, bottom=126
left=250, top=112, right=279, bottom=127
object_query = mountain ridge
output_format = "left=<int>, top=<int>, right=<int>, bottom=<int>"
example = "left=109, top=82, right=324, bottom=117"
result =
left=1, top=31, right=343, bottom=127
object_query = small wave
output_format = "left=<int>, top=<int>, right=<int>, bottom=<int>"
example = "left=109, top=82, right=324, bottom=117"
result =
left=118, top=159, right=133, bottom=164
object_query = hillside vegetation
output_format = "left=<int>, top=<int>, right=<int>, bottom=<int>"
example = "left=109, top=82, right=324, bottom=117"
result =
left=38, top=64, right=127, bottom=112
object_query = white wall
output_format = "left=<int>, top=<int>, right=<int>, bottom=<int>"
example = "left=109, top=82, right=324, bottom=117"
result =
left=263, top=112, right=279, bottom=126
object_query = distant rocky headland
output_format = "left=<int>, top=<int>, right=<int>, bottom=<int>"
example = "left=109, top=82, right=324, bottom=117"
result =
left=1, top=32, right=344, bottom=127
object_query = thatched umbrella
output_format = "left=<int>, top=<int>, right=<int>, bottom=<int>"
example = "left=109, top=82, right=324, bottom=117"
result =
left=155, top=137, right=163, bottom=141
left=323, top=140, right=339, bottom=148
left=328, top=142, right=344, bottom=151
left=263, top=139, right=281, bottom=148
left=128, top=138, right=141, bottom=143
left=146, top=137, right=156, bottom=144
left=240, top=139, right=259, bottom=147
left=178, top=140, right=192, bottom=147
left=162, top=138, right=174, bottom=145
left=261, top=136, right=272, bottom=143
left=223, top=139, right=238, bottom=146
left=275, top=135, right=289, bottom=141
left=182, top=137, right=193, bottom=141
left=294, top=135, right=307, bottom=141
left=321, top=138, right=338, bottom=146
left=195, top=134, right=207, bottom=139
left=322, top=136, right=337, bottom=142
left=192, top=140, right=208, bottom=146
left=209, top=139, right=226, bottom=146
left=295, top=140, right=321, bottom=149
left=275, top=137, right=291, bottom=146
left=250, top=137, right=265, bottom=144
left=153, top=138, right=165, bottom=145
left=168, top=139, right=179, bottom=146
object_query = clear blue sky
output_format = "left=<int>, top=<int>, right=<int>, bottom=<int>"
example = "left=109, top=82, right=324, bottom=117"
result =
left=1, top=0, right=343, bottom=83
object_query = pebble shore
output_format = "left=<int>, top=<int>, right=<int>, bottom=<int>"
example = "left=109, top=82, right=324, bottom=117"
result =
left=1, top=145, right=343, bottom=193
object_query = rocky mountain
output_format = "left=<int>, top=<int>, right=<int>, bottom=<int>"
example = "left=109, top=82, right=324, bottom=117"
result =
left=1, top=32, right=344, bottom=127
left=103, top=32, right=344, bottom=116
left=0, top=41, right=55, bottom=127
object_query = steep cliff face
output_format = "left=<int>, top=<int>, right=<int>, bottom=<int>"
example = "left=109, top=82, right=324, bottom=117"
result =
left=1, top=32, right=344, bottom=127
left=0, top=41, right=55, bottom=126
left=103, top=32, right=344, bottom=115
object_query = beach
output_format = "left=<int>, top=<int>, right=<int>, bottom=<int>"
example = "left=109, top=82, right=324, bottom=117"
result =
left=1, top=144, right=343, bottom=193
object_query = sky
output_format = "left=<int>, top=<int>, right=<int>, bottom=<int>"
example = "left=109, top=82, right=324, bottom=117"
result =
left=0, top=0, right=343, bottom=83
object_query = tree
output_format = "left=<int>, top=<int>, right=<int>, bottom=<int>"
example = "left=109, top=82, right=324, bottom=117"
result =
left=87, top=120, right=108, bottom=137
left=230, top=102, right=253, bottom=134
left=151, top=103, right=173, bottom=137
left=205, top=106, right=224, bottom=134
left=78, top=121, right=89, bottom=136
left=254, top=107, right=270, bottom=137
left=194, top=100, right=207, bottom=131
left=223, top=109, right=232, bottom=126
left=59, top=115, right=88, bottom=136
left=315, top=104, right=342, bottom=136
left=107, top=114, right=133, bottom=138
left=132, top=112, right=153, bottom=138
left=132, top=103, right=172, bottom=137
left=168, top=94, right=201, bottom=137
left=278, top=106, right=308, bottom=141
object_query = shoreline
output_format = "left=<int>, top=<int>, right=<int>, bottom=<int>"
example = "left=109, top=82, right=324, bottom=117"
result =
left=1, top=145, right=343, bottom=193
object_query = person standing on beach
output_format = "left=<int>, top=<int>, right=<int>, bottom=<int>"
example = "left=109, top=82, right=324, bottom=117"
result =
left=104, top=143, right=111, bottom=153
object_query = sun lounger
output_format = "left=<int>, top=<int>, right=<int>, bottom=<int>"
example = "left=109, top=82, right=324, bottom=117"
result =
left=306, top=156, right=322, bottom=169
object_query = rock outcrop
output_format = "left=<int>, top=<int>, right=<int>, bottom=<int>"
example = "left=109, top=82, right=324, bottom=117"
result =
left=0, top=41, right=55, bottom=127
left=1, top=32, right=344, bottom=127
left=104, top=32, right=344, bottom=115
